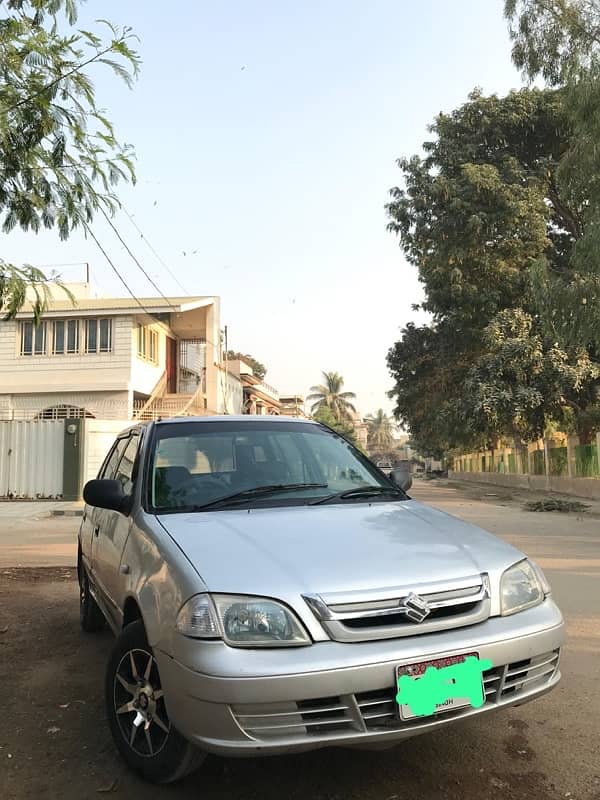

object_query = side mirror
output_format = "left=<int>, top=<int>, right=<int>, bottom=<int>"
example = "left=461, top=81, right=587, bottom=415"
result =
left=390, top=468, right=412, bottom=493
left=83, top=479, right=131, bottom=514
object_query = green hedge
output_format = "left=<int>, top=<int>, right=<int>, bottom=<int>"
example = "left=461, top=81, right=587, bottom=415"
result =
left=575, top=444, right=599, bottom=478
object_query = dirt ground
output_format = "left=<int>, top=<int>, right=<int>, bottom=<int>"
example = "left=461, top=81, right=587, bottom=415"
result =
left=0, top=482, right=599, bottom=799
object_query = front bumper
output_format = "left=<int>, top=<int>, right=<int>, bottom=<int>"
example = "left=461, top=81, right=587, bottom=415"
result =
left=155, top=599, right=565, bottom=756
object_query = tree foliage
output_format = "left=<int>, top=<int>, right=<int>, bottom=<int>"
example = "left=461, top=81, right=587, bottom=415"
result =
left=505, top=0, right=600, bottom=85
left=386, top=321, right=480, bottom=458
left=365, top=409, right=396, bottom=453
left=312, top=404, right=358, bottom=445
left=0, top=0, right=139, bottom=319
left=307, top=371, right=357, bottom=420
left=386, top=88, right=600, bottom=453
left=225, top=351, right=267, bottom=380
left=506, top=1, right=600, bottom=358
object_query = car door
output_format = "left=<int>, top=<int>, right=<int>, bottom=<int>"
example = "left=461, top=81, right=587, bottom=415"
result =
left=91, top=432, right=142, bottom=627
left=80, top=435, right=129, bottom=580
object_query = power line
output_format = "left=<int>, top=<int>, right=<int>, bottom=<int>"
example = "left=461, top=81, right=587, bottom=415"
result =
left=82, top=221, right=158, bottom=319
left=84, top=221, right=224, bottom=367
left=86, top=216, right=234, bottom=414
left=121, top=206, right=189, bottom=295
left=98, top=205, right=177, bottom=310
left=111, top=206, right=233, bottom=412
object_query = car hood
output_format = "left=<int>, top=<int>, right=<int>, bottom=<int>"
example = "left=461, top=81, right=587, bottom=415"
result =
left=157, top=500, right=524, bottom=596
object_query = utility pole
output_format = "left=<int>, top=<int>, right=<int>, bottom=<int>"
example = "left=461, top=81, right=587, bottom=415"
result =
left=223, top=325, right=229, bottom=414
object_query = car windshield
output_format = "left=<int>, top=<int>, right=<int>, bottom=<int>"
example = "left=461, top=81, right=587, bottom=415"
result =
left=147, top=419, right=403, bottom=513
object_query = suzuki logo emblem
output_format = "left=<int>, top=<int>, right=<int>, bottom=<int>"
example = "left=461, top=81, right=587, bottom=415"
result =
left=404, top=592, right=431, bottom=623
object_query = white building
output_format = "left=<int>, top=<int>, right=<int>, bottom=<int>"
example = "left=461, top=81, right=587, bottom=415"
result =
left=0, top=282, right=244, bottom=420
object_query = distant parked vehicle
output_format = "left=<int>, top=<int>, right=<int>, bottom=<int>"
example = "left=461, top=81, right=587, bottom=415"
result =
left=375, top=459, right=393, bottom=470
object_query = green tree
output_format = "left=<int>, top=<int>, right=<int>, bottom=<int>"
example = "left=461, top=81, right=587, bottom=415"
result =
left=387, top=89, right=570, bottom=323
left=505, top=0, right=600, bottom=86
left=464, top=309, right=599, bottom=443
left=0, top=0, right=139, bottom=319
left=386, top=321, right=482, bottom=458
left=225, top=351, right=267, bottom=380
left=386, top=88, right=600, bottom=451
left=307, top=371, right=357, bottom=420
left=312, top=404, right=360, bottom=448
left=505, top=1, right=600, bottom=360
left=365, top=409, right=396, bottom=453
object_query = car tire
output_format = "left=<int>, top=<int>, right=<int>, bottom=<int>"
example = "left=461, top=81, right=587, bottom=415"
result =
left=79, top=562, right=105, bottom=633
left=105, top=620, right=205, bottom=784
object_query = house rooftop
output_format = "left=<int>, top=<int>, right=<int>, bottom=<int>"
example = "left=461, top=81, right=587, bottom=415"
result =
left=15, top=295, right=215, bottom=318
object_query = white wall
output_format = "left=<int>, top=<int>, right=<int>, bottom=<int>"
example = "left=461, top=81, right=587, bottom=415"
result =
left=130, top=323, right=167, bottom=396
left=82, top=419, right=132, bottom=484
left=1, top=315, right=133, bottom=393
left=217, top=369, right=244, bottom=414
left=7, top=391, right=130, bottom=420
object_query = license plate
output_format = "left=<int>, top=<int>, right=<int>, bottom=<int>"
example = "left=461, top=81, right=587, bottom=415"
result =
left=396, top=651, right=480, bottom=721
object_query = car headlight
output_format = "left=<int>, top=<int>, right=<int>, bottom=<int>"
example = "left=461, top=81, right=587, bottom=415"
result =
left=500, top=559, right=549, bottom=616
left=176, top=593, right=311, bottom=647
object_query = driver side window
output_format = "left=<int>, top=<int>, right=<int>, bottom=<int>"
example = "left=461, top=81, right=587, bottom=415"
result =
left=99, top=437, right=129, bottom=480
left=114, top=436, right=140, bottom=495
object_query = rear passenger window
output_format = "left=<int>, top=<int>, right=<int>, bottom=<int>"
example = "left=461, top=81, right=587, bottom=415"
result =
left=114, top=436, right=140, bottom=495
left=100, top=438, right=129, bottom=480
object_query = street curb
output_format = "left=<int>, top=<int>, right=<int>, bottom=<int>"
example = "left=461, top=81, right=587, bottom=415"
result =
left=51, top=510, right=84, bottom=517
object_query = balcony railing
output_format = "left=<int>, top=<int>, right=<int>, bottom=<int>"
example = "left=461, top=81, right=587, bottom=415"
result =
left=254, top=381, right=279, bottom=401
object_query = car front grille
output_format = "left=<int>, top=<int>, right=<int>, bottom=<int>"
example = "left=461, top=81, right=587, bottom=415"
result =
left=231, top=649, right=560, bottom=741
left=303, top=574, right=492, bottom=642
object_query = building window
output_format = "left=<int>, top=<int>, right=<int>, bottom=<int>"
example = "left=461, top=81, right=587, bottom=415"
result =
left=85, top=318, right=112, bottom=354
left=52, top=319, right=79, bottom=354
left=67, top=319, right=79, bottom=353
left=137, top=324, right=159, bottom=365
left=20, top=318, right=111, bottom=356
left=20, top=321, right=46, bottom=356
left=85, top=319, right=97, bottom=353
left=99, top=318, right=111, bottom=352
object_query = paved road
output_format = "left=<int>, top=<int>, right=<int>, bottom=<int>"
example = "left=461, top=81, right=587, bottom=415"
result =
left=0, top=481, right=598, bottom=799
left=0, top=502, right=79, bottom=566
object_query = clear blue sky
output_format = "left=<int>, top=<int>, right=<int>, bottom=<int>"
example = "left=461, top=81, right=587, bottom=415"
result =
left=4, top=0, right=524, bottom=417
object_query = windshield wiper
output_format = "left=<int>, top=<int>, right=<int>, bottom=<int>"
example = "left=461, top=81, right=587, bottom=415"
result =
left=309, top=485, right=404, bottom=506
left=190, top=483, right=328, bottom=511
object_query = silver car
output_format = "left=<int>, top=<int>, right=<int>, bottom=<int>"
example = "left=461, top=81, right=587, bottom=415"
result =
left=79, top=416, right=564, bottom=784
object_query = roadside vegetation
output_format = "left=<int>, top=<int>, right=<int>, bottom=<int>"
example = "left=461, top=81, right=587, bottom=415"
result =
left=386, top=0, right=600, bottom=463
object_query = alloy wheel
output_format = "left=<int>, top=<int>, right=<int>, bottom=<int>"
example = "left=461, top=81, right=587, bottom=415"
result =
left=113, top=647, right=171, bottom=757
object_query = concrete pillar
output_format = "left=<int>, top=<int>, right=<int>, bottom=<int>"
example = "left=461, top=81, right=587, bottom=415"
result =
left=597, top=432, right=600, bottom=475
left=543, top=438, right=551, bottom=489
left=566, top=435, right=579, bottom=479
left=204, top=300, right=220, bottom=414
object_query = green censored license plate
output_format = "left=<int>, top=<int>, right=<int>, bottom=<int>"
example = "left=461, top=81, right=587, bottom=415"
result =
left=396, top=651, right=483, bottom=721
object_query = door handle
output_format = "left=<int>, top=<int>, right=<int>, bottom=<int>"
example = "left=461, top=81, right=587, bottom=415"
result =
left=93, top=525, right=100, bottom=537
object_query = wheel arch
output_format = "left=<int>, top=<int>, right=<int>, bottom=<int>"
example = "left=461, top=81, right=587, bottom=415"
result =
left=122, top=596, right=145, bottom=630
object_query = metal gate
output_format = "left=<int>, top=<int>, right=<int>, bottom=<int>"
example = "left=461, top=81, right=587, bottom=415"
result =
left=0, top=420, right=64, bottom=499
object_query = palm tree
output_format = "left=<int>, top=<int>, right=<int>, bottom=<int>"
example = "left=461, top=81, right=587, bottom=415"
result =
left=365, top=409, right=396, bottom=452
left=307, top=371, right=357, bottom=421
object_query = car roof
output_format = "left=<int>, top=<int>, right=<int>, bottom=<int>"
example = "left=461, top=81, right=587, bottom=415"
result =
left=154, top=415, right=318, bottom=425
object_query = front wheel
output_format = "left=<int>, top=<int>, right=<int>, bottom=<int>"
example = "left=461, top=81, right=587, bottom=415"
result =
left=105, top=620, right=205, bottom=783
